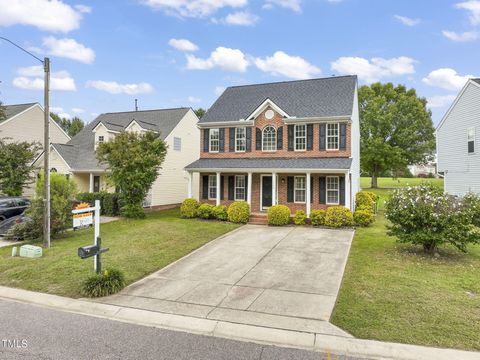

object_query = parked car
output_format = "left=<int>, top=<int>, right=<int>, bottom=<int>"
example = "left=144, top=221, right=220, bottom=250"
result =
left=0, top=212, right=30, bottom=237
left=0, top=197, right=30, bottom=222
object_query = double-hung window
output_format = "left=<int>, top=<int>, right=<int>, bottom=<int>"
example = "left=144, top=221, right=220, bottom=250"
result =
left=262, top=126, right=277, bottom=151
left=98, top=135, right=104, bottom=144
left=327, top=123, right=339, bottom=150
left=208, top=175, right=217, bottom=199
left=294, top=124, right=306, bottom=151
left=235, top=128, right=246, bottom=152
left=209, top=129, right=219, bottom=152
left=235, top=175, right=246, bottom=201
left=294, top=176, right=306, bottom=203
left=468, top=127, right=475, bottom=154
left=326, top=176, right=339, bottom=205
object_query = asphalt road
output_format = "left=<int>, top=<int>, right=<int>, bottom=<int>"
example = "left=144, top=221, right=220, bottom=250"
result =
left=0, top=299, right=365, bottom=360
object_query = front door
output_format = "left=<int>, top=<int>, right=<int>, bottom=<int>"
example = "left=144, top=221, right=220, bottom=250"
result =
left=93, top=176, right=100, bottom=192
left=261, top=176, right=272, bottom=209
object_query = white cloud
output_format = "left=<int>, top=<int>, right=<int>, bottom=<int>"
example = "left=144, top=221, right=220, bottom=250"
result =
left=168, top=38, right=199, bottom=52
left=188, top=96, right=201, bottom=103
left=91, top=112, right=99, bottom=117
left=72, top=107, right=85, bottom=114
left=50, top=106, right=64, bottom=113
left=75, top=4, right=91, bottom=13
left=422, top=68, right=476, bottom=90
left=186, top=47, right=249, bottom=72
left=263, top=0, right=301, bottom=12
left=13, top=65, right=76, bottom=91
left=59, top=112, right=71, bottom=119
left=456, top=0, right=480, bottom=25
left=224, top=11, right=259, bottom=26
left=426, top=95, right=457, bottom=108
left=330, top=56, right=416, bottom=83
left=442, top=30, right=479, bottom=41
left=214, top=86, right=226, bottom=96
left=394, top=15, right=420, bottom=26
left=326, top=0, right=343, bottom=3
left=86, top=80, right=154, bottom=95
left=141, top=0, right=247, bottom=18
left=0, top=0, right=83, bottom=32
left=255, top=51, right=320, bottom=79
left=38, top=36, right=95, bottom=64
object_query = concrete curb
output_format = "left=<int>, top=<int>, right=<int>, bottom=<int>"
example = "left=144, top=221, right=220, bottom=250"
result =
left=1, top=286, right=479, bottom=360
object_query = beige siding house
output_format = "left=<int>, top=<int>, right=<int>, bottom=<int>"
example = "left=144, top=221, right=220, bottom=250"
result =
left=34, top=107, right=200, bottom=208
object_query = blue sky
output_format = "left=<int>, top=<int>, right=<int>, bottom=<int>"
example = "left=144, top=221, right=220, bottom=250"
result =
left=0, top=0, right=479, bottom=125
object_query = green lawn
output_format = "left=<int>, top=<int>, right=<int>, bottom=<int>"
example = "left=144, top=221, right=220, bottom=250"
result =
left=361, top=176, right=444, bottom=189
left=332, top=177, right=480, bottom=351
left=0, top=209, right=239, bottom=298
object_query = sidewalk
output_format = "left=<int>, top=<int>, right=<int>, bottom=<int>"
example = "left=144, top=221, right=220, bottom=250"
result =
left=0, top=286, right=479, bottom=360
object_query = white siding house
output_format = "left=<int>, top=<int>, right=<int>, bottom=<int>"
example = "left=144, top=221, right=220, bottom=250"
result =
left=437, top=79, right=480, bottom=196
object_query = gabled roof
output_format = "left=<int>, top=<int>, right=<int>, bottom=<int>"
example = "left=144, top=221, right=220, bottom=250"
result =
left=200, top=75, right=357, bottom=124
left=2, top=103, right=36, bottom=121
left=473, top=78, right=480, bottom=85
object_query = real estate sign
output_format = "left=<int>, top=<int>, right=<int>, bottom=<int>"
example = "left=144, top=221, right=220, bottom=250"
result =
left=73, top=203, right=93, bottom=230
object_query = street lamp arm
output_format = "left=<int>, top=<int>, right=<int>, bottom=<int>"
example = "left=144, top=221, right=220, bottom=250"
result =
left=0, top=36, right=44, bottom=64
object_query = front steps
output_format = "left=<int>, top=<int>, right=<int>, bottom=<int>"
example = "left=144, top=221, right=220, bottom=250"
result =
left=249, top=213, right=268, bottom=225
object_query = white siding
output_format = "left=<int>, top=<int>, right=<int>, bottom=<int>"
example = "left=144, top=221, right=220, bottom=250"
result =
left=0, top=105, right=70, bottom=147
left=437, top=81, right=480, bottom=196
left=150, top=109, right=200, bottom=206
left=350, top=83, right=361, bottom=207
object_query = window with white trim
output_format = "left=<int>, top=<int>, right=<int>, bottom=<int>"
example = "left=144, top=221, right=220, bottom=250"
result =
left=235, top=127, right=246, bottom=152
left=235, top=175, right=246, bottom=200
left=262, top=125, right=277, bottom=151
left=295, top=124, right=306, bottom=151
left=209, top=129, right=219, bottom=152
left=326, top=176, right=339, bottom=205
left=208, top=175, right=217, bottom=199
left=468, top=127, right=475, bottom=154
left=98, top=135, right=104, bottom=144
left=173, top=137, right=182, bottom=151
left=294, top=176, right=306, bottom=203
left=327, top=123, right=339, bottom=150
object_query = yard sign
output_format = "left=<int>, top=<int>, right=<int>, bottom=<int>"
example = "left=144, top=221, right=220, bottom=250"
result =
left=72, top=200, right=101, bottom=271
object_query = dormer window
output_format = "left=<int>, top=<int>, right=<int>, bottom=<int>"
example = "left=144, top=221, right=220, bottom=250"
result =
left=262, top=125, right=276, bottom=151
left=98, top=135, right=104, bottom=145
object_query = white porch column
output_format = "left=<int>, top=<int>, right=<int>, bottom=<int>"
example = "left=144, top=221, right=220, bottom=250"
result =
left=271, top=172, right=276, bottom=206
left=216, top=172, right=221, bottom=206
left=306, top=172, right=311, bottom=217
left=247, top=172, right=252, bottom=206
left=345, top=171, right=351, bottom=210
left=89, top=173, right=94, bottom=193
left=187, top=171, right=193, bottom=198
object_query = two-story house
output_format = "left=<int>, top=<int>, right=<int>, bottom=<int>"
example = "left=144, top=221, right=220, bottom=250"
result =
left=185, top=75, right=360, bottom=217
left=34, top=107, right=200, bottom=208
left=437, top=78, right=480, bottom=196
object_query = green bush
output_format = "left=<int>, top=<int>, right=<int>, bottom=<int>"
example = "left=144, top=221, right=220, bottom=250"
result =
left=81, top=268, right=126, bottom=298
left=212, top=205, right=228, bottom=221
left=353, top=209, right=375, bottom=227
left=180, top=198, right=199, bottom=218
left=76, top=192, right=122, bottom=216
left=325, top=206, right=353, bottom=228
left=293, top=210, right=306, bottom=225
left=197, top=203, right=214, bottom=219
left=463, top=192, right=480, bottom=227
left=227, top=201, right=250, bottom=224
left=355, top=191, right=377, bottom=212
left=385, top=184, right=480, bottom=254
left=310, top=209, right=326, bottom=226
left=267, top=205, right=291, bottom=226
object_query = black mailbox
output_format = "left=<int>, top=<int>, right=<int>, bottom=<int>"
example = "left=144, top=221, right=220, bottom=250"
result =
left=78, top=245, right=99, bottom=259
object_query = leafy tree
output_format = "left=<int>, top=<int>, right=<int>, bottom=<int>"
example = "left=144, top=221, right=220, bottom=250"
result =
left=0, top=139, right=41, bottom=196
left=359, top=83, right=435, bottom=188
left=96, top=131, right=167, bottom=218
left=0, top=101, right=6, bottom=122
left=50, top=112, right=85, bottom=137
left=194, top=108, right=206, bottom=119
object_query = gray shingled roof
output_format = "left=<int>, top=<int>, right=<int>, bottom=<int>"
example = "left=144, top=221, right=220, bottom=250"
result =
left=200, top=76, right=357, bottom=123
left=54, top=108, right=190, bottom=171
left=3, top=103, right=37, bottom=121
left=185, top=157, right=352, bottom=170
left=473, top=78, right=480, bottom=85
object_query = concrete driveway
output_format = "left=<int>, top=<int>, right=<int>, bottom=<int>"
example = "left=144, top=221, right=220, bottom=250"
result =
left=100, top=225, right=354, bottom=336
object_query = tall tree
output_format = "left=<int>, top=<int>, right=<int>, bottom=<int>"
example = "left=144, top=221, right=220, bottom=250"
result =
left=194, top=108, right=206, bottom=119
left=0, top=139, right=41, bottom=196
left=0, top=101, right=6, bottom=122
left=359, top=83, right=435, bottom=188
left=96, top=131, right=167, bottom=218
left=50, top=112, right=85, bottom=137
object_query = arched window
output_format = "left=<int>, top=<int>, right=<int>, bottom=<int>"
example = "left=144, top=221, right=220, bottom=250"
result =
left=262, top=125, right=276, bottom=151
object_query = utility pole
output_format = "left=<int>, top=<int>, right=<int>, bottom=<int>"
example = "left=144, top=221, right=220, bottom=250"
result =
left=43, top=57, right=51, bottom=248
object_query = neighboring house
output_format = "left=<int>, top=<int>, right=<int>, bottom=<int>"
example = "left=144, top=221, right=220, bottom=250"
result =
left=437, top=78, right=480, bottom=196
left=185, top=75, right=360, bottom=217
left=1, top=102, right=70, bottom=146
left=34, top=108, right=200, bottom=208
left=408, top=162, right=437, bottom=177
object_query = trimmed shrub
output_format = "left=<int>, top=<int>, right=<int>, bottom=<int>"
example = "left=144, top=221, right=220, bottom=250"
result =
left=197, top=203, right=214, bottom=219
left=267, top=205, right=291, bottom=226
left=227, top=201, right=250, bottom=224
left=180, top=198, right=199, bottom=218
left=76, top=192, right=122, bottom=216
left=355, top=191, right=377, bottom=212
left=293, top=210, right=307, bottom=225
left=81, top=268, right=126, bottom=298
left=212, top=205, right=228, bottom=221
left=354, top=210, right=375, bottom=227
left=325, top=206, right=353, bottom=228
left=310, top=209, right=326, bottom=226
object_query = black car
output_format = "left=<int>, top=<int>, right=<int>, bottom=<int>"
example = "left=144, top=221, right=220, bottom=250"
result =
left=0, top=197, right=30, bottom=222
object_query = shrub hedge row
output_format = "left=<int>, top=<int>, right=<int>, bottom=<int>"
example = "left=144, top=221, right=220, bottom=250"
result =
left=76, top=192, right=123, bottom=217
